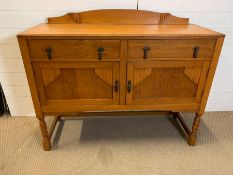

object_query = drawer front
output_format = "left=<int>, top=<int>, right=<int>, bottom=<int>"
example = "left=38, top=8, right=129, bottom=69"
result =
left=27, top=40, right=120, bottom=60
left=128, top=39, right=216, bottom=59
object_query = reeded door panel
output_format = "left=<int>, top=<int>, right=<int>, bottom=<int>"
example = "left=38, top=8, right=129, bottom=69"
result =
left=33, top=61, right=120, bottom=107
left=126, top=60, right=210, bottom=105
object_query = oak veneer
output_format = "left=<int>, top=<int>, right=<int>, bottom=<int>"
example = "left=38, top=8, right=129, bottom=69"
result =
left=17, top=9, right=225, bottom=151
left=28, top=39, right=120, bottom=60
left=128, top=39, right=216, bottom=59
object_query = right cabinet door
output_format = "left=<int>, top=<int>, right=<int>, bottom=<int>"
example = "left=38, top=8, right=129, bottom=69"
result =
left=126, top=60, right=210, bottom=105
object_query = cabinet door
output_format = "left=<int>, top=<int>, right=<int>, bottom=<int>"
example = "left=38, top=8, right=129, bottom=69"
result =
left=126, top=61, right=210, bottom=105
left=32, top=62, right=119, bottom=107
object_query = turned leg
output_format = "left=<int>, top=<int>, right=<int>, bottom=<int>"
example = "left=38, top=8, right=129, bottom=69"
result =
left=188, top=113, right=202, bottom=146
left=38, top=118, right=51, bottom=151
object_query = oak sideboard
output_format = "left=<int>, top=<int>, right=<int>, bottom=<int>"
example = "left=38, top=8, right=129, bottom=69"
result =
left=17, top=9, right=225, bottom=151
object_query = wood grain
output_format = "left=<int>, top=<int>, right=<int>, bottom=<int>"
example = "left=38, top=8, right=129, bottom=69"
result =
left=184, top=66, right=202, bottom=85
left=42, top=103, right=200, bottom=114
left=128, top=39, right=216, bottom=59
left=188, top=113, right=202, bottom=146
left=119, top=40, right=127, bottom=105
left=47, top=9, right=189, bottom=25
left=198, top=37, right=225, bottom=115
left=32, top=61, right=120, bottom=106
left=38, top=118, right=51, bottom=151
left=27, top=39, right=120, bottom=60
left=17, top=36, right=43, bottom=118
left=17, top=9, right=225, bottom=150
left=126, top=61, right=210, bottom=105
left=18, top=24, right=224, bottom=37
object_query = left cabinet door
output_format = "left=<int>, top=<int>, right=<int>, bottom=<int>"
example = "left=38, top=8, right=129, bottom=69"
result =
left=32, top=61, right=120, bottom=107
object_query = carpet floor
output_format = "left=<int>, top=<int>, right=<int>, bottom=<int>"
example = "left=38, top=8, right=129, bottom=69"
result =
left=0, top=112, right=233, bottom=175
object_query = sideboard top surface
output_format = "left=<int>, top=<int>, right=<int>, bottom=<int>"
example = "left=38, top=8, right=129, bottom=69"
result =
left=18, top=24, right=224, bottom=37
left=18, top=10, right=224, bottom=37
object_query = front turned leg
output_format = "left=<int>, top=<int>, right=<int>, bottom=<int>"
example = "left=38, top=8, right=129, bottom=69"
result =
left=38, top=118, right=51, bottom=151
left=188, top=113, right=202, bottom=146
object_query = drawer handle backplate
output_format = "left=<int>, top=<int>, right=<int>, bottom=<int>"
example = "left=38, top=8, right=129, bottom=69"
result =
left=193, top=46, right=199, bottom=58
left=45, top=47, right=52, bottom=60
left=97, top=47, right=104, bottom=60
left=143, top=47, right=150, bottom=59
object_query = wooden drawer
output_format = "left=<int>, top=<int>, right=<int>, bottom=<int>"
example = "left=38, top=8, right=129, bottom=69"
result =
left=27, top=39, right=120, bottom=60
left=128, top=39, right=216, bottom=59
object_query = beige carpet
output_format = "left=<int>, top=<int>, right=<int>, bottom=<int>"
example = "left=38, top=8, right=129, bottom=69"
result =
left=0, top=112, right=233, bottom=175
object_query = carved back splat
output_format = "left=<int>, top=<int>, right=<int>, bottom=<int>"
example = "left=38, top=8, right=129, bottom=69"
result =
left=47, top=9, right=189, bottom=25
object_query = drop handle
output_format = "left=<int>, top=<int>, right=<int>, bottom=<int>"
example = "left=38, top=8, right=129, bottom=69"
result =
left=45, top=47, right=52, bottom=60
left=143, top=47, right=150, bottom=59
left=97, top=47, right=104, bottom=60
left=114, top=80, right=119, bottom=92
left=193, top=46, right=199, bottom=58
left=127, top=80, right=132, bottom=93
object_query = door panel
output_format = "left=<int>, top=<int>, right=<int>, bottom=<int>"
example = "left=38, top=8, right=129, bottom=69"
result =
left=33, top=62, right=119, bottom=107
left=126, top=60, right=210, bottom=105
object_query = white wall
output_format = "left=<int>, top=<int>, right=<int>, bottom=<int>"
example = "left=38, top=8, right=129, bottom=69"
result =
left=0, top=0, right=232, bottom=116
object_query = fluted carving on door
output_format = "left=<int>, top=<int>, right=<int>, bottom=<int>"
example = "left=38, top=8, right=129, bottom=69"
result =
left=134, top=68, right=152, bottom=86
left=41, top=69, right=61, bottom=87
left=94, top=68, right=113, bottom=86
left=184, top=67, right=202, bottom=85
